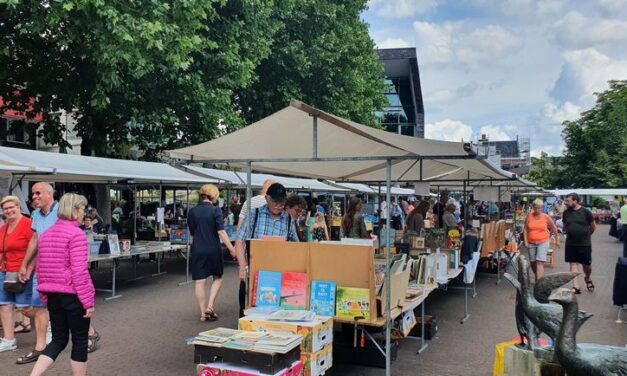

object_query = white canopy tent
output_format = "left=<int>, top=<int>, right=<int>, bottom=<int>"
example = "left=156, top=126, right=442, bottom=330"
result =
left=168, top=101, right=516, bottom=184
left=551, top=188, right=627, bottom=197
left=182, top=165, right=348, bottom=192
left=0, top=146, right=216, bottom=184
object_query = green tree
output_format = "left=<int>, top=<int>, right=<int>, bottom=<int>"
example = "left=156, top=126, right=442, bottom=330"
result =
left=560, top=80, right=627, bottom=188
left=0, top=0, right=276, bottom=159
left=236, top=0, right=388, bottom=127
left=527, top=152, right=558, bottom=188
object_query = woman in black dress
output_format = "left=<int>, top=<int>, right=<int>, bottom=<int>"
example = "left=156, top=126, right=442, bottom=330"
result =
left=188, top=184, right=236, bottom=322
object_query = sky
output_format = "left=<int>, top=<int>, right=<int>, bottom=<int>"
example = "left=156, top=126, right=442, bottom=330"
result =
left=362, top=0, right=627, bottom=157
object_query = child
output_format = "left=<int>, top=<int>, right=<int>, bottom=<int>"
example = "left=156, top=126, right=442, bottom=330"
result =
left=311, top=212, right=329, bottom=242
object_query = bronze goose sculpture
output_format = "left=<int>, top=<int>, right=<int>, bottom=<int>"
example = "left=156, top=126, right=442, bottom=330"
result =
left=509, top=256, right=592, bottom=341
left=549, top=288, right=627, bottom=376
left=534, top=272, right=584, bottom=303
left=503, top=273, right=540, bottom=349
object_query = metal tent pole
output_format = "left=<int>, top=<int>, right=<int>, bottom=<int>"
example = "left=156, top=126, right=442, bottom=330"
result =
left=245, top=162, right=252, bottom=307
left=385, top=159, right=392, bottom=376
left=179, top=184, right=192, bottom=286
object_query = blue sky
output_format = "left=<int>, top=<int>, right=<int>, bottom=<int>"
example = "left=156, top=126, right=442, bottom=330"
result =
left=362, top=0, right=627, bottom=156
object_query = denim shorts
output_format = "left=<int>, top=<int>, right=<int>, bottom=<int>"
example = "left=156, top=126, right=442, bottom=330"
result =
left=30, top=272, right=46, bottom=308
left=527, top=241, right=550, bottom=262
left=0, top=271, right=34, bottom=308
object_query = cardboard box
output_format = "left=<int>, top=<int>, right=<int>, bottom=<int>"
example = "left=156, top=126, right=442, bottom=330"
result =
left=239, top=316, right=333, bottom=354
left=300, top=344, right=332, bottom=376
left=193, top=344, right=300, bottom=375
left=196, top=360, right=304, bottom=376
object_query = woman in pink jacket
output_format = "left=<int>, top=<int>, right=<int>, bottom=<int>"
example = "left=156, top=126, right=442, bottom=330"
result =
left=30, top=193, right=95, bottom=376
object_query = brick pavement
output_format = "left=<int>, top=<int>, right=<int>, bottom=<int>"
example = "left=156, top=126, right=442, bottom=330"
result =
left=1, top=226, right=625, bottom=375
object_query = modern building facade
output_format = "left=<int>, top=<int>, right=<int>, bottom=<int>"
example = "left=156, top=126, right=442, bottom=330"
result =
left=474, top=134, right=531, bottom=175
left=376, top=48, right=425, bottom=138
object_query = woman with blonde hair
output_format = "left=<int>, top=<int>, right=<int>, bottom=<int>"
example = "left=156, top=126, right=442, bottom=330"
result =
left=311, top=212, right=329, bottom=242
left=524, top=198, right=560, bottom=282
left=0, top=196, right=35, bottom=353
left=29, top=193, right=94, bottom=376
left=187, top=184, right=236, bottom=322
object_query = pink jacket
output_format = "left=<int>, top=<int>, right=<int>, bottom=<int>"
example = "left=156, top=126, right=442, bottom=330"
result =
left=37, top=219, right=95, bottom=309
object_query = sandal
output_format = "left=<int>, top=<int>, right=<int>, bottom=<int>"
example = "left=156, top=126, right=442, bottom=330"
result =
left=14, top=322, right=32, bottom=334
left=205, top=307, right=218, bottom=321
left=571, top=287, right=582, bottom=295
left=16, top=349, right=43, bottom=365
left=89, top=330, right=101, bottom=342
left=585, top=278, right=595, bottom=292
left=87, top=338, right=98, bottom=353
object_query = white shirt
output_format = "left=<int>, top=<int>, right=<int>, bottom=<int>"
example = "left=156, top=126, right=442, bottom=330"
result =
left=380, top=201, right=388, bottom=219
left=239, top=195, right=268, bottom=219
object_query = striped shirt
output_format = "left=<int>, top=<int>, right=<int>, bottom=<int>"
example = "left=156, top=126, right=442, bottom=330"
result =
left=236, top=204, right=298, bottom=242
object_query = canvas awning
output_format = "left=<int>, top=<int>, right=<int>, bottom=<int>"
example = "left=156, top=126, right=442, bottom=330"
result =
left=182, top=165, right=347, bottom=192
left=168, top=101, right=514, bottom=183
left=0, top=147, right=217, bottom=184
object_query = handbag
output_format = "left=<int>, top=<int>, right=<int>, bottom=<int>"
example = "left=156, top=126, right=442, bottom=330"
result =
left=2, top=228, right=26, bottom=294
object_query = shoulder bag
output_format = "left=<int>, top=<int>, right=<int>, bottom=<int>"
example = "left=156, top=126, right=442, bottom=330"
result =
left=2, top=227, right=26, bottom=294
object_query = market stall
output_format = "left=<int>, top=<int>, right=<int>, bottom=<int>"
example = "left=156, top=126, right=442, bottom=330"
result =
left=167, top=100, right=530, bottom=375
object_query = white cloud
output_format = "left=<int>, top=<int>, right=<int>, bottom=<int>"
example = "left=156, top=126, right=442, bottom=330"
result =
left=369, top=0, right=440, bottom=19
left=377, top=38, right=411, bottom=49
left=457, top=25, right=521, bottom=64
left=479, top=125, right=513, bottom=141
left=413, top=22, right=520, bottom=65
left=425, top=119, right=472, bottom=142
left=550, top=48, right=627, bottom=103
left=427, top=81, right=479, bottom=103
left=413, top=21, right=453, bottom=64
left=471, top=0, right=567, bottom=20
left=598, top=0, right=627, bottom=14
left=543, top=101, right=581, bottom=123
left=531, top=144, right=563, bottom=158
left=550, top=11, right=627, bottom=49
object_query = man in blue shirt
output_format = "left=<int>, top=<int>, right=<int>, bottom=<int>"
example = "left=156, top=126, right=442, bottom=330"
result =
left=17, top=182, right=57, bottom=364
left=234, top=183, right=298, bottom=316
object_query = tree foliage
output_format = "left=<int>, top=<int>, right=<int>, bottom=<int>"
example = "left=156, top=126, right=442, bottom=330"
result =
left=236, top=0, right=388, bottom=127
left=0, top=0, right=388, bottom=159
left=560, top=80, right=627, bottom=188
left=0, top=0, right=277, bottom=159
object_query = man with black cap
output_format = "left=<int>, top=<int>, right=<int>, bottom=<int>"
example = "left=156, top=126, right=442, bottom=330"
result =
left=234, top=183, right=299, bottom=316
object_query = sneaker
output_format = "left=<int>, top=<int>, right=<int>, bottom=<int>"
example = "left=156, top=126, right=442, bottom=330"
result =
left=0, top=338, right=17, bottom=352
left=45, top=326, right=52, bottom=345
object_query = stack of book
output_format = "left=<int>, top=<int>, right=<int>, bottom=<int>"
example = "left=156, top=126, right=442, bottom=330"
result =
left=191, top=328, right=302, bottom=354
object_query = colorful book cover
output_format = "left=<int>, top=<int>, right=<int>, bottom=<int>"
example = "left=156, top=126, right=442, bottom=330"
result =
left=310, top=280, right=337, bottom=316
left=280, top=272, right=308, bottom=310
left=336, top=286, right=370, bottom=320
left=256, top=271, right=282, bottom=307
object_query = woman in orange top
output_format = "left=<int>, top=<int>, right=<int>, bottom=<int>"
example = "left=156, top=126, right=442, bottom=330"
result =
left=523, top=199, right=559, bottom=280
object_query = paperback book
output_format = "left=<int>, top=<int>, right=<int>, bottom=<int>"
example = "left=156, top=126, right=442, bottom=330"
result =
left=256, top=271, right=282, bottom=307
left=310, top=280, right=337, bottom=316
left=280, top=272, right=308, bottom=310
left=336, top=286, right=370, bottom=320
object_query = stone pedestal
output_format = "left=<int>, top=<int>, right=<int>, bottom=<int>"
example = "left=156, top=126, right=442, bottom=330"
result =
left=504, top=345, right=564, bottom=376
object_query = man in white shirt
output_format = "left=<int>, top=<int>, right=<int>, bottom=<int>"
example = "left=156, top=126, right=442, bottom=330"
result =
left=236, top=179, right=274, bottom=233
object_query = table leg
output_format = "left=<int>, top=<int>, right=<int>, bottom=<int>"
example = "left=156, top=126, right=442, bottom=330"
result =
left=178, top=245, right=192, bottom=286
left=460, top=283, right=470, bottom=324
left=127, top=255, right=145, bottom=282
left=105, top=261, right=122, bottom=301
left=413, top=300, right=429, bottom=354
left=152, top=252, right=167, bottom=277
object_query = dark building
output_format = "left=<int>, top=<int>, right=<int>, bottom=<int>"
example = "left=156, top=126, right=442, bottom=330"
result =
left=376, top=48, right=425, bottom=138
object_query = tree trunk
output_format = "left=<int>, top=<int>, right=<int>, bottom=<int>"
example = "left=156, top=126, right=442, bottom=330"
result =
left=81, top=115, right=112, bottom=229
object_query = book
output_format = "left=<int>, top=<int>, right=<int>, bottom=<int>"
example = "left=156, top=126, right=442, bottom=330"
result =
left=310, top=280, right=337, bottom=316
left=243, top=306, right=281, bottom=316
left=280, top=272, right=308, bottom=310
left=196, top=327, right=240, bottom=344
left=251, top=271, right=259, bottom=306
left=336, top=286, right=370, bottom=320
left=268, top=309, right=315, bottom=322
left=256, top=271, right=282, bottom=307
